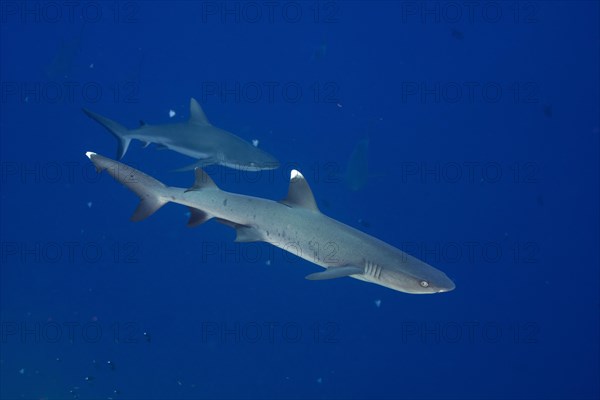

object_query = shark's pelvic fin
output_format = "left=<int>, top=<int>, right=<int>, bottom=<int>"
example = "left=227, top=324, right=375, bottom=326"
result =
left=132, top=198, right=166, bottom=222
left=189, top=98, right=210, bottom=125
left=213, top=218, right=263, bottom=243
left=187, top=207, right=212, bottom=227
left=305, top=266, right=363, bottom=280
left=185, top=168, right=218, bottom=192
left=280, top=169, right=320, bottom=212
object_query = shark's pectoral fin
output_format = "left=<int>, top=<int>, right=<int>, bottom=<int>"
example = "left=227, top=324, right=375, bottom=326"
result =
left=173, top=158, right=216, bottom=172
left=305, top=266, right=363, bottom=280
left=187, top=207, right=212, bottom=227
left=141, top=141, right=151, bottom=148
left=234, top=225, right=263, bottom=242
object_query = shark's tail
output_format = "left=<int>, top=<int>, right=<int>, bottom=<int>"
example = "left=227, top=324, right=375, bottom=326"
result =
left=86, top=151, right=169, bottom=221
left=83, top=109, right=132, bottom=160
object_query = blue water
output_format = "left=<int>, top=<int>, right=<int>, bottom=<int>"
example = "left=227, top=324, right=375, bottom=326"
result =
left=1, top=1, right=598, bottom=399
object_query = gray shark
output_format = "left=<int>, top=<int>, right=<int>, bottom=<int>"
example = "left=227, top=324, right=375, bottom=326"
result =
left=85, top=151, right=455, bottom=294
left=82, top=98, right=279, bottom=171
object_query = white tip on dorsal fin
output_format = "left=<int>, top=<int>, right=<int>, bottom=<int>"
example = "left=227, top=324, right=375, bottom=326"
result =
left=189, top=98, right=210, bottom=125
left=280, top=169, right=319, bottom=212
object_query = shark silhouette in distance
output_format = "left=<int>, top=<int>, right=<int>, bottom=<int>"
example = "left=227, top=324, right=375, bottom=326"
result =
left=345, top=137, right=369, bottom=191
left=82, top=98, right=280, bottom=171
left=85, top=151, right=455, bottom=294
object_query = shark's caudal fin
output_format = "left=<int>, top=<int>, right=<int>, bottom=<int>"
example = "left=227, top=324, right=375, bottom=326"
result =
left=85, top=151, right=168, bottom=221
left=83, top=109, right=131, bottom=160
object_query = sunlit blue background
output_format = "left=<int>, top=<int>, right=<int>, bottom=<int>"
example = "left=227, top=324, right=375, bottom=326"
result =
left=1, top=1, right=598, bottom=399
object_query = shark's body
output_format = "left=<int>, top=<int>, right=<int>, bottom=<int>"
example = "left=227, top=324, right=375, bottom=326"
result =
left=85, top=152, right=455, bottom=294
left=83, top=98, right=279, bottom=171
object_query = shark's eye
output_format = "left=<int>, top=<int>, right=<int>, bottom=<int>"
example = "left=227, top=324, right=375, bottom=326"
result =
left=419, top=280, right=429, bottom=288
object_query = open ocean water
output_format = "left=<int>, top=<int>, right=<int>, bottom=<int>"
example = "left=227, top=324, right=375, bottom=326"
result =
left=0, top=1, right=598, bottom=399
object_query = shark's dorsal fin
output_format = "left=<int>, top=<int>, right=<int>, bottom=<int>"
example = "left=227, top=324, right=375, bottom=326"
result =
left=189, top=98, right=210, bottom=125
left=185, top=168, right=218, bottom=192
left=280, top=170, right=319, bottom=212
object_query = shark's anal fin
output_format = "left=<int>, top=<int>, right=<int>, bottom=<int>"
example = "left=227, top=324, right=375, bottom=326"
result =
left=305, top=266, right=363, bottom=280
left=280, top=170, right=320, bottom=212
left=234, top=225, right=263, bottom=242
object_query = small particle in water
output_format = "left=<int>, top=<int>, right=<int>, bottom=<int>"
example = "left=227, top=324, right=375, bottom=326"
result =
left=177, top=380, right=183, bottom=386
left=374, top=299, right=381, bottom=308
left=143, top=332, right=152, bottom=342
left=336, top=103, right=343, bottom=108
left=85, top=376, right=94, bottom=382
left=107, top=360, right=115, bottom=370
left=358, top=218, right=371, bottom=228
left=19, top=368, right=24, bottom=374
left=252, top=139, right=259, bottom=147
left=317, top=377, right=323, bottom=384
left=87, top=201, right=92, bottom=208
left=169, top=109, right=176, bottom=118
left=89, top=63, right=94, bottom=69
left=265, top=260, right=271, bottom=266
left=451, top=29, right=464, bottom=40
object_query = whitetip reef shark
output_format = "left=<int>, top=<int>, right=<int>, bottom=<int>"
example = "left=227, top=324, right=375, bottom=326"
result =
left=82, top=98, right=279, bottom=171
left=85, top=152, right=455, bottom=294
